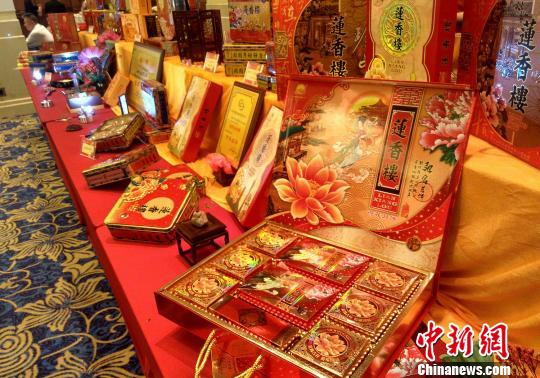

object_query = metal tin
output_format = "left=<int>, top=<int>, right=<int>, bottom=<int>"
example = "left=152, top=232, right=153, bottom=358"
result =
left=82, top=144, right=159, bottom=188
left=105, top=165, right=200, bottom=243
left=86, top=113, right=145, bottom=152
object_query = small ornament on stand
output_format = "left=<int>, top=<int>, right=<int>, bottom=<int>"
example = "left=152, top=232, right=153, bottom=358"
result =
left=78, top=105, right=95, bottom=123
left=190, top=175, right=208, bottom=228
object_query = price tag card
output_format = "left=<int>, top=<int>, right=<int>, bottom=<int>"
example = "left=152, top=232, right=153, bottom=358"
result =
left=88, top=25, right=94, bottom=34
left=81, top=137, right=96, bottom=159
left=243, top=61, right=265, bottom=87
left=203, top=52, right=219, bottom=73
left=134, top=34, right=142, bottom=42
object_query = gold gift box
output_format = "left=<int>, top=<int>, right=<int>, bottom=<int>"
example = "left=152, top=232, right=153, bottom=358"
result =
left=156, top=221, right=431, bottom=377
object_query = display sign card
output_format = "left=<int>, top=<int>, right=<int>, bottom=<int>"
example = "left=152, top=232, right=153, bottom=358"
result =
left=203, top=52, right=220, bottom=73
left=216, top=82, right=266, bottom=169
left=81, top=138, right=97, bottom=159
left=243, top=61, right=265, bottom=87
left=227, top=106, right=284, bottom=226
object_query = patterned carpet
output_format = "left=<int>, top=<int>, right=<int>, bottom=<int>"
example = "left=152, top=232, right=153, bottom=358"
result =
left=0, top=114, right=143, bottom=377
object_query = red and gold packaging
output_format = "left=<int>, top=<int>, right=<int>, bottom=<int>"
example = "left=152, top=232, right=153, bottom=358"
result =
left=105, top=165, right=200, bottom=243
left=365, top=0, right=458, bottom=83
left=458, top=0, right=540, bottom=168
left=85, top=113, right=145, bottom=152
left=82, top=144, right=159, bottom=188
left=48, top=13, right=79, bottom=43
left=156, top=77, right=476, bottom=377
left=228, top=0, right=272, bottom=43
left=168, top=76, right=222, bottom=162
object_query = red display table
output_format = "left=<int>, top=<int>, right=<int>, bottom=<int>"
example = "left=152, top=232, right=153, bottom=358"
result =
left=19, top=67, right=248, bottom=377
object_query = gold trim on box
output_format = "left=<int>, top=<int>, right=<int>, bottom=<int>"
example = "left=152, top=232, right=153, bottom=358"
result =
left=104, top=182, right=195, bottom=232
left=158, top=220, right=433, bottom=377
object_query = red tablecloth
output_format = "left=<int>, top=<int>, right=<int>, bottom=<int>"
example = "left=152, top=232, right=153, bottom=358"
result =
left=20, top=69, right=84, bottom=124
left=20, top=66, right=248, bottom=376
left=91, top=197, right=244, bottom=377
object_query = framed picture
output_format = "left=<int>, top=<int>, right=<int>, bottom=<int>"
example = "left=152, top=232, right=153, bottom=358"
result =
left=216, top=82, right=266, bottom=169
left=128, top=42, right=165, bottom=82
left=227, top=105, right=283, bottom=226
left=127, top=42, right=165, bottom=113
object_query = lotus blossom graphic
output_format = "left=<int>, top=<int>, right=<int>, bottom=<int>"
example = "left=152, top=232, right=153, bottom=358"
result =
left=78, top=46, right=105, bottom=65
left=274, top=155, right=350, bottom=225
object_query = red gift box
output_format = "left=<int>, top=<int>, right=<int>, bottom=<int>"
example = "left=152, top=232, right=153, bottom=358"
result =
left=105, top=165, right=200, bottom=243
left=168, top=76, right=222, bottom=162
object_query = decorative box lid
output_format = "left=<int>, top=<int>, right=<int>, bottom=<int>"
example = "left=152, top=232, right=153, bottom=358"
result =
left=104, top=165, right=197, bottom=231
left=269, top=76, right=475, bottom=274
left=82, top=145, right=157, bottom=177
left=87, top=113, right=143, bottom=142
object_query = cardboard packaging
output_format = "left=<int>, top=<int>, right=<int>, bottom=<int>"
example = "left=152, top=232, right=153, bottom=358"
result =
left=105, top=165, right=200, bottom=243
left=227, top=106, right=283, bottom=227
left=458, top=0, right=540, bottom=168
left=156, top=76, right=476, bottom=377
left=82, top=144, right=159, bottom=188
left=228, top=0, right=272, bottom=43
left=168, top=76, right=222, bottom=162
left=271, top=0, right=367, bottom=99
left=366, top=0, right=457, bottom=83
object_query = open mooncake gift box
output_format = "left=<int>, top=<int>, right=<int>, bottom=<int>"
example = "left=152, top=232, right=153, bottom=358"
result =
left=156, top=76, right=476, bottom=377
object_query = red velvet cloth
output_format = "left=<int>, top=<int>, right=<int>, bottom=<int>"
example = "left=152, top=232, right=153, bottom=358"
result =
left=91, top=197, right=244, bottom=377
left=21, top=65, right=248, bottom=375
left=20, top=68, right=83, bottom=124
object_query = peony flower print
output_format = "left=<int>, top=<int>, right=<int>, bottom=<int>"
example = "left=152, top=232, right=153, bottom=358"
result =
left=419, top=91, right=472, bottom=165
left=274, top=155, right=350, bottom=225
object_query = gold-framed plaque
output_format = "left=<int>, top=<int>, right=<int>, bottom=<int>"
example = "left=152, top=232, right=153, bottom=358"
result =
left=127, top=42, right=165, bottom=114
left=216, top=82, right=265, bottom=169
left=227, top=105, right=284, bottom=226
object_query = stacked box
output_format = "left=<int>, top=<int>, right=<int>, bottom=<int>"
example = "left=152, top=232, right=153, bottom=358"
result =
left=223, top=43, right=266, bottom=77
left=82, top=144, right=159, bottom=188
